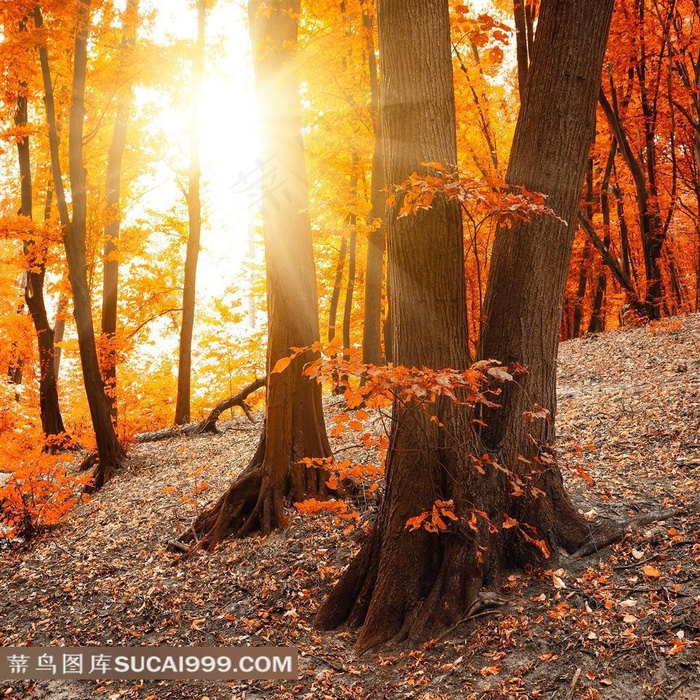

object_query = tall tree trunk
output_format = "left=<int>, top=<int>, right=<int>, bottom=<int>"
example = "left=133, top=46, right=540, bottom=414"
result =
left=342, top=226, right=357, bottom=350
left=13, top=18, right=65, bottom=439
left=599, top=88, right=665, bottom=319
left=29, top=187, right=67, bottom=441
left=101, top=0, right=139, bottom=422
left=317, top=0, right=614, bottom=653
left=361, top=2, right=386, bottom=366
left=36, top=1, right=125, bottom=487
left=588, top=141, right=617, bottom=334
left=328, top=236, right=347, bottom=342
left=52, top=289, right=68, bottom=378
left=178, top=0, right=331, bottom=547
left=317, top=0, right=471, bottom=651
left=175, top=0, right=205, bottom=425
left=572, top=159, right=595, bottom=337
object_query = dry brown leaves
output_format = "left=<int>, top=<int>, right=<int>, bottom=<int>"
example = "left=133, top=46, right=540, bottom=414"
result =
left=1, top=316, right=699, bottom=700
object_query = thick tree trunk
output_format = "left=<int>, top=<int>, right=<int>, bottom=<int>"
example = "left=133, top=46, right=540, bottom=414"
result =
left=179, top=0, right=331, bottom=547
left=317, top=0, right=614, bottom=653
left=175, top=0, right=205, bottom=426
left=317, top=0, right=473, bottom=651
left=37, top=1, right=125, bottom=487
left=477, top=0, right=614, bottom=542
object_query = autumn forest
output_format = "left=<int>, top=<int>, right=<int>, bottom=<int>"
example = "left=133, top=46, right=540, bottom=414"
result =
left=1, top=0, right=699, bottom=698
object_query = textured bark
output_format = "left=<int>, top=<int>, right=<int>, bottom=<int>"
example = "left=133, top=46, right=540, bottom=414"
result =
left=588, top=141, right=617, bottom=334
left=101, top=0, right=139, bottom=422
left=328, top=236, right=347, bottom=342
left=179, top=0, right=331, bottom=547
left=599, top=89, right=665, bottom=319
left=317, top=0, right=614, bottom=653
left=317, top=0, right=477, bottom=651
left=478, top=0, right=614, bottom=526
left=361, top=3, right=386, bottom=367
left=37, top=1, right=125, bottom=487
left=175, top=0, right=205, bottom=426
left=571, top=160, right=595, bottom=338
left=14, top=36, right=66, bottom=440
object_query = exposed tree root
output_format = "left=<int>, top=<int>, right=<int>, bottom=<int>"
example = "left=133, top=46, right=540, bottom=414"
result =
left=316, top=461, right=598, bottom=654
left=571, top=508, right=682, bottom=559
left=136, top=377, right=265, bottom=444
left=174, top=433, right=331, bottom=555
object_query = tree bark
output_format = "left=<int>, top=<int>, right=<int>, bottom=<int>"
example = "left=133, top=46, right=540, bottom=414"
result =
left=317, top=0, right=472, bottom=651
left=317, top=0, right=614, bottom=653
left=175, top=0, right=205, bottom=425
left=36, top=1, right=125, bottom=487
left=328, top=236, right=347, bottom=342
left=101, top=0, right=139, bottom=422
left=361, top=2, right=386, bottom=366
left=178, top=0, right=331, bottom=547
left=14, top=25, right=66, bottom=441
left=587, top=140, right=617, bottom=334
left=599, top=88, right=665, bottom=319
left=571, top=159, right=595, bottom=338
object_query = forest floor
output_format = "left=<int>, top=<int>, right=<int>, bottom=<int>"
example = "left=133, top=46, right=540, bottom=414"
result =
left=1, top=315, right=700, bottom=700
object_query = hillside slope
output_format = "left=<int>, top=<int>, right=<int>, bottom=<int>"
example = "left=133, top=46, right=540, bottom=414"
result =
left=1, top=315, right=699, bottom=700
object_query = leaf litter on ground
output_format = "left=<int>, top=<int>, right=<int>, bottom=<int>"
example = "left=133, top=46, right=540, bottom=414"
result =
left=1, top=315, right=699, bottom=700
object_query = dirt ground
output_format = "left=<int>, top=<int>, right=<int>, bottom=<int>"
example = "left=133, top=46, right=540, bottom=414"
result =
left=1, top=315, right=699, bottom=700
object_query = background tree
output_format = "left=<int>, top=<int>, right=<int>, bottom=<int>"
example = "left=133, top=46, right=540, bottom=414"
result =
left=179, top=0, right=332, bottom=546
left=101, top=0, right=140, bottom=421
left=316, top=0, right=615, bottom=652
left=4, top=10, right=67, bottom=440
left=37, top=0, right=125, bottom=487
left=174, top=0, right=205, bottom=426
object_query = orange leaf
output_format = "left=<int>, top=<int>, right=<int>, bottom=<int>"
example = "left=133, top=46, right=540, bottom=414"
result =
left=502, top=514, right=518, bottom=529
left=271, top=356, right=293, bottom=374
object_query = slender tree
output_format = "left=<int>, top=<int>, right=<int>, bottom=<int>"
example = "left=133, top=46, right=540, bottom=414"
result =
left=316, top=0, right=614, bottom=652
left=36, top=1, right=125, bottom=486
left=13, top=13, right=66, bottom=439
left=174, top=0, right=205, bottom=425
left=102, top=0, right=140, bottom=421
left=179, top=0, right=331, bottom=546
left=361, top=1, right=386, bottom=367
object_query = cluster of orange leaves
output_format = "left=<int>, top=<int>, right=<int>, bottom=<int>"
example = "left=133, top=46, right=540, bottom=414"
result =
left=275, top=339, right=556, bottom=554
left=274, top=338, right=567, bottom=560
left=0, top=434, right=91, bottom=540
left=388, top=163, right=561, bottom=228
left=405, top=499, right=459, bottom=533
